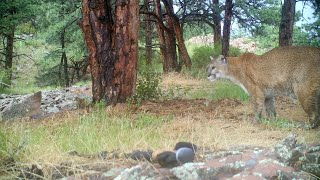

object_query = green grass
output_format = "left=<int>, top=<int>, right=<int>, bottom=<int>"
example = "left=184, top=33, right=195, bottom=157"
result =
left=0, top=109, right=171, bottom=164
left=257, top=117, right=303, bottom=129
left=186, top=80, right=249, bottom=101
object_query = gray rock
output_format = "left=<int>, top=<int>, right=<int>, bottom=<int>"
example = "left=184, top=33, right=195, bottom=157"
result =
left=114, top=163, right=159, bottom=180
left=46, top=106, right=60, bottom=114
left=176, top=148, right=195, bottom=165
left=102, top=168, right=126, bottom=179
left=171, top=162, right=217, bottom=180
left=115, top=163, right=176, bottom=180
left=0, top=91, right=41, bottom=120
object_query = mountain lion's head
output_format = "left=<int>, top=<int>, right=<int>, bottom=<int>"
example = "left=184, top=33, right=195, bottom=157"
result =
left=207, top=55, right=228, bottom=82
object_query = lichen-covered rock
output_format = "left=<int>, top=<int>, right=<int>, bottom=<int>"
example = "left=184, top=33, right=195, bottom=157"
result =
left=274, top=134, right=320, bottom=177
left=114, top=163, right=175, bottom=180
left=171, top=163, right=218, bottom=179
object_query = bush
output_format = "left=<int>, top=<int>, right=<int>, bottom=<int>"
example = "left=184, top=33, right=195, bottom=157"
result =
left=129, top=68, right=162, bottom=104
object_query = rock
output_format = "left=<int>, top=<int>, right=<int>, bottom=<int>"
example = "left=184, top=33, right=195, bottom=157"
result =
left=129, top=150, right=153, bottom=161
left=46, top=106, right=60, bottom=114
left=174, top=142, right=198, bottom=152
left=114, top=163, right=175, bottom=180
left=0, top=91, right=41, bottom=120
left=171, top=145, right=312, bottom=179
left=156, top=151, right=179, bottom=168
left=274, top=134, right=320, bottom=177
left=171, top=162, right=217, bottom=179
left=176, top=148, right=195, bottom=165
left=103, top=168, right=126, bottom=179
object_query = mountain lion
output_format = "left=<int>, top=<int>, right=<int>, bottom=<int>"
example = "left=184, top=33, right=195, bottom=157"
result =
left=207, top=46, right=320, bottom=129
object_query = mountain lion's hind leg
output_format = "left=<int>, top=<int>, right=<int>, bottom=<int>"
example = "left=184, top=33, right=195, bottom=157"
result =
left=295, top=86, right=320, bottom=129
left=309, top=89, right=320, bottom=129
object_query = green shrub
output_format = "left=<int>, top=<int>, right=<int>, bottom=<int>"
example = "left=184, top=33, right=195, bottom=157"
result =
left=129, top=68, right=162, bottom=104
left=191, top=45, right=215, bottom=69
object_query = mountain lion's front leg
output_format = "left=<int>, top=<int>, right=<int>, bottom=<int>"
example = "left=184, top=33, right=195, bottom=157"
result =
left=252, top=88, right=265, bottom=120
left=265, top=97, right=276, bottom=117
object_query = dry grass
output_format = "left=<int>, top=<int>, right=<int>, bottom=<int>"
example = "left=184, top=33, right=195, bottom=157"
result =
left=1, top=73, right=320, bottom=179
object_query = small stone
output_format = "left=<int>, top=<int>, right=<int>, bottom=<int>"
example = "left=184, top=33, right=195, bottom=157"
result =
left=174, top=142, right=198, bottom=152
left=176, top=147, right=195, bottom=165
left=130, top=150, right=153, bottom=161
left=156, top=151, right=179, bottom=168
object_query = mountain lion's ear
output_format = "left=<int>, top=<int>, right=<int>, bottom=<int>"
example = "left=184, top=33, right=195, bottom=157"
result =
left=217, top=55, right=227, bottom=64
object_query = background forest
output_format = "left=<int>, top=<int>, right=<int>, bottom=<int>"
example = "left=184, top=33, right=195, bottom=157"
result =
left=0, top=0, right=319, bottom=93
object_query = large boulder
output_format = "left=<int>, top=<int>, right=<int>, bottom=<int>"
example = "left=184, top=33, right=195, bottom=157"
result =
left=0, top=91, right=41, bottom=120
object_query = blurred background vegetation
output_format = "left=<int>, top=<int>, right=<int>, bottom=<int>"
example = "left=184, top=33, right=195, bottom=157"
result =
left=0, top=0, right=319, bottom=94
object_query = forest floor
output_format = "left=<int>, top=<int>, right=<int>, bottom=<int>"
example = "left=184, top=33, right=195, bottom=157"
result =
left=1, top=73, right=320, bottom=179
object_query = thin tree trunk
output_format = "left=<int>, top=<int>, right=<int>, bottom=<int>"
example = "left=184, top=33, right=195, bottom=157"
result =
left=62, top=52, right=69, bottom=87
left=145, top=0, right=152, bottom=65
left=213, top=0, right=221, bottom=46
left=4, top=26, right=14, bottom=86
left=222, top=0, right=233, bottom=56
left=164, top=23, right=177, bottom=72
left=171, top=15, right=192, bottom=69
left=113, top=0, right=140, bottom=102
left=154, top=0, right=167, bottom=65
left=161, top=0, right=192, bottom=69
left=79, top=0, right=115, bottom=104
left=279, top=0, right=296, bottom=46
left=60, top=29, right=69, bottom=87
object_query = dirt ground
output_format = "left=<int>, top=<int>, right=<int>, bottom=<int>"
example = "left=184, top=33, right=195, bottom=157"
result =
left=137, top=73, right=319, bottom=149
left=62, top=72, right=319, bottom=150
left=2, top=73, right=320, bottom=179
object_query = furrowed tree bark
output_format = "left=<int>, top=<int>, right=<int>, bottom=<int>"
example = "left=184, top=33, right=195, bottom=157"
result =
left=222, top=0, right=233, bottom=57
left=79, top=0, right=115, bottom=104
left=213, top=0, right=221, bottom=46
left=113, top=0, right=139, bottom=102
left=80, top=0, right=139, bottom=104
left=279, top=0, right=296, bottom=46
left=145, top=0, right=152, bottom=65
left=3, top=26, right=14, bottom=86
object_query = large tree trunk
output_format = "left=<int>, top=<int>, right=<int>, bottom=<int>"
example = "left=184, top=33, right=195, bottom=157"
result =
left=279, top=0, right=296, bottom=46
left=145, top=0, right=152, bottom=65
left=3, top=26, right=15, bottom=86
left=113, top=0, right=140, bottom=102
left=79, top=0, right=115, bottom=104
left=212, top=0, right=221, bottom=46
left=80, top=0, right=139, bottom=105
left=222, top=0, right=233, bottom=56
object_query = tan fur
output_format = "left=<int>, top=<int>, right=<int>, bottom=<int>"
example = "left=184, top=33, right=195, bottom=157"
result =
left=207, top=46, right=320, bottom=128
